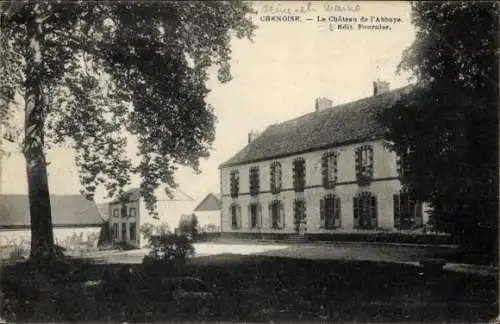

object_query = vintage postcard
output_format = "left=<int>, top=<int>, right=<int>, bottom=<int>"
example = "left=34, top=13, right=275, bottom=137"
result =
left=0, top=1, right=498, bottom=322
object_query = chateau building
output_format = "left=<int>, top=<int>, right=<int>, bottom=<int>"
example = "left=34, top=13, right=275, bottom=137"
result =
left=218, top=81, right=428, bottom=237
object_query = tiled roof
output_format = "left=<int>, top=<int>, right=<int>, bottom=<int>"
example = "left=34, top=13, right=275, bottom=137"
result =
left=194, top=193, right=222, bottom=212
left=219, top=86, right=412, bottom=168
left=0, top=194, right=103, bottom=228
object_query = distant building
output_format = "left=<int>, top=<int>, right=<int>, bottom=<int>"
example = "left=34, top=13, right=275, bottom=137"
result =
left=193, top=192, right=222, bottom=232
left=108, top=186, right=196, bottom=248
left=219, top=81, right=429, bottom=238
left=0, top=194, right=103, bottom=248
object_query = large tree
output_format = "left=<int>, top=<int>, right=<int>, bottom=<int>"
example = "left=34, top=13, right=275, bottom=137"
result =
left=385, top=2, right=498, bottom=264
left=0, top=1, right=256, bottom=260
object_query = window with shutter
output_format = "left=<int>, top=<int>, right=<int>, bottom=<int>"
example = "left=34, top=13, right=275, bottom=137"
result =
left=293, top=199, right=306, bottom=231
left=249, top=167, right=260, bottom=197
left=270, top=162, right=282, bottom=194
left=249, top=203, right=261, bottom=229
left=231, top=204, right=241, bottom=229
left=322, top=152, right=338, bottom=189
left=230, top=170, right=239, bottom=198
left=394, top=192, right=424, bottom=229
left=370, top=196, right=378, bottom=228
left=353, top=197, right=359, bottom=228
left=335, top=197, right=341, bottom=228
left=293, top=158, right=306, bottom=192
left=355, top=146, right=374, bottom=185
left=270, top=200, right=284, bottom=229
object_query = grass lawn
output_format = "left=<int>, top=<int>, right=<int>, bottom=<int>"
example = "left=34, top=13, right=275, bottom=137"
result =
left=1, top=254, right=497, bottom=322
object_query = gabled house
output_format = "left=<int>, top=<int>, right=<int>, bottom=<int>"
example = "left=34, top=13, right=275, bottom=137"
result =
left=0, top=194, right=103, bottom=247
left=218, top=81, right=429, bottom=238
left=193, top=192, right=222, bottom=232
left=108, top=186, right=197, bottom=247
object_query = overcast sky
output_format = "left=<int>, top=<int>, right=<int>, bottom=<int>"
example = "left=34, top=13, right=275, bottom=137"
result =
left=1, top=1, right=415, bottom=204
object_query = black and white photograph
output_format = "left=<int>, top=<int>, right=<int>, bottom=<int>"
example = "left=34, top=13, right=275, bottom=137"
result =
left=0, top=1, right=498, bottom=322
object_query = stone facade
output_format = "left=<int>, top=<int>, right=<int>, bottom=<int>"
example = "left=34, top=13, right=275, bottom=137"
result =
left=220, top=139, right=429, bottom=234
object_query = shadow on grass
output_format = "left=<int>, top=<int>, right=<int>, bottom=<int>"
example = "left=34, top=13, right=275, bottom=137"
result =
left=1, top=254, right=497, bottom=322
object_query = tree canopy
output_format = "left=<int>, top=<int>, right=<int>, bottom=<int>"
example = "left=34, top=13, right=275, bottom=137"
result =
left=0, top=1, right=256, bottom=258
left=385, top=1, right=498, bottom=263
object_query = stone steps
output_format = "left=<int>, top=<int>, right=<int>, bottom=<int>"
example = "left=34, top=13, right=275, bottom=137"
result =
left=286, top=235, right=308, bottom=244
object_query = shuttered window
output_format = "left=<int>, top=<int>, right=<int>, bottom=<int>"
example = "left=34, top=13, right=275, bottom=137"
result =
left=249, top=167, right=260, bottom=197
left=320, top=195, right=341, bottom=229
left=270, top=162, right=282, bottom=194
left=230, top=170, right=240, bottom=198
left=353, top=193, right=377, bottom=229
left=322, top=152, right=338, bottom=189
left=231, top=204, right=242, bottom=229
left=249, top=203, right=262, bottom=229
left=269, top=200, right=285, bottom=229
left=393, top=192, right=424, bottom=229
left=293, top=158, right=306, bottom=192
left=355, top=145, right=374, bottom=184
left=129, top=222, right=136, bottom=241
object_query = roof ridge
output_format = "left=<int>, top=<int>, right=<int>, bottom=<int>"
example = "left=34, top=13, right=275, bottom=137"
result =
left=219, top=84, right=413, bottom=168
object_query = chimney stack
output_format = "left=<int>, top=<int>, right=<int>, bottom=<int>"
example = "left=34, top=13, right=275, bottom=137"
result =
left=248, top=130, right=260, bottom=144
left=373, top=79, right=390, bottom=96
left=314, top=97, right=333, bottom=111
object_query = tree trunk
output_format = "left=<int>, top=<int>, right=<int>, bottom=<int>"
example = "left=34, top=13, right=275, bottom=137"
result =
left=24, top=15, right=56, bottom=260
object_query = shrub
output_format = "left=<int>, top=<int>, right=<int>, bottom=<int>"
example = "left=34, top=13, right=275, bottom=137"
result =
left=140, top=222, right=171, bottom=243
left=178, top=213, right=198, bottom=237
left=142, top=233, right=195, bottom=273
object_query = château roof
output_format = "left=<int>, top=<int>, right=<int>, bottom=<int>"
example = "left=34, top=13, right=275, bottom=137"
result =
left=219, top=86, right=412, bottom=168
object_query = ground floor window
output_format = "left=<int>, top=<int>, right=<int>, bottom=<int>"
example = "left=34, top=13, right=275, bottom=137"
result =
left=113, top=223, right=118, bottom=239
left=129, top=222, right=137, bottom=241
left=269, top=200, right=285, bottom=229
left=353, top=193, right=377, bottom=229
left=121, top=222, right=127, bottom=241
left=249, top=203, right=262, bottom=229
left=293, top=199, right=307, bottom=232
left=231, top=204, right=241, bottom=229
left=320, top=194, right=341, bottom=229
left=393, top=192, right=423, bottom=229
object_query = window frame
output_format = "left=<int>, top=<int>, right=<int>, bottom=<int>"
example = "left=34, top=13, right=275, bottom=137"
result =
left=293, top=158, right=306, bottom=193
left=269, top=200, right=284, bottom=230
left=320, top=194, right=341, bottom=229
left=230, top=170, right=240, bottom=198
left=355, top=145, right=374, bottom=184
left=230, top=204, right=241, bottom=229
left=129, top=222, right=137, bottom=241
left=249, top=166, right=260, bottom=197
left=322, top=152, right=338, bottom=189
left=270, top=161, right=282, bottom=194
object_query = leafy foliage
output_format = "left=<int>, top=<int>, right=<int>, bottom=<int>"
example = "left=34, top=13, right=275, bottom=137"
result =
left=142, top=233, right=195, bottom=272
left=178, top=213, right=199, bottom=237
left=0, top=2, right=256, bottom=258
left=384, top=2, right=498, bottom=263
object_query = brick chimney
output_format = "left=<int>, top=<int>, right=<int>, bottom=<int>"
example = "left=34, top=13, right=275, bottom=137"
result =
left=314, top=97, right=333, bottom=111
left=373, top=79, right=390, bottom=96
left=248, top=130, right=260, bottom=144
